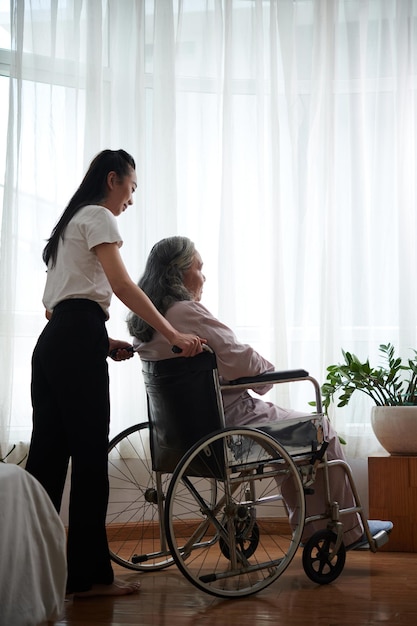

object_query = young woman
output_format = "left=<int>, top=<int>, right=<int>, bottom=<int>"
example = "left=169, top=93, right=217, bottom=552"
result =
left=127, top=236, right=393, bottom=549
left=25, top=151, right=205, bottom=598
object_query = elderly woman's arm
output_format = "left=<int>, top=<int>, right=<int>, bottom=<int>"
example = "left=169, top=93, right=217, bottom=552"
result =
left=165, top=301, right=275, bottom=386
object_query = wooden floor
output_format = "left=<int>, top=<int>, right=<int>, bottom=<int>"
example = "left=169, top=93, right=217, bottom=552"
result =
left=56, top=549, right=417, bottom=626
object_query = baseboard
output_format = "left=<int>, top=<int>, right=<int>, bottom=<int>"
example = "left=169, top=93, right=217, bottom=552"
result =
left=106, top=517, right=292, bottom=541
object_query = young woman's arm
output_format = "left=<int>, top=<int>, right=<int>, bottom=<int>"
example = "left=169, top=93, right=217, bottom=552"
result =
left=94, top=242, right=205, bottom=356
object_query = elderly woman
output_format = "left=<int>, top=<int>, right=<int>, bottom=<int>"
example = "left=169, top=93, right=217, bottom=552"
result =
left=127, top=236, right=391, bottom=547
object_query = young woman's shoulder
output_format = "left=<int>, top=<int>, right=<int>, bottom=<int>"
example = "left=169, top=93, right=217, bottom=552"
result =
left=72, top=205, right=122, bottom=248
left=73, top=204, right=115, bottom=224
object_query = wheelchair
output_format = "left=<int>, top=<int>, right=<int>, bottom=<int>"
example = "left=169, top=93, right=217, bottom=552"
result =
left=106, top=347, right=390, bottom=598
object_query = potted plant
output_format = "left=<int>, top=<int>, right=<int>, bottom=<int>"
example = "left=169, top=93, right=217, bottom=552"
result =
left=321, top=343, right=417, bottom=455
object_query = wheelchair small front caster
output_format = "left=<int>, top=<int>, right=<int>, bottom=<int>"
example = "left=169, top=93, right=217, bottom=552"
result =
left=302, top=529, right=346, bottom=584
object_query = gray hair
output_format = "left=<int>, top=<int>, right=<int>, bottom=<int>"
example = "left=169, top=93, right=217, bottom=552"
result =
left=127, top=236, right=196, bottom=342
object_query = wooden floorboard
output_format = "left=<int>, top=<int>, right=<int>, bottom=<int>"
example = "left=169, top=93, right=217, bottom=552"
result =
left=56, top=549, right=417, bottom=625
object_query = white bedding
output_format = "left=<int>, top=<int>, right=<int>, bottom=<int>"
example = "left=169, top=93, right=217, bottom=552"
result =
left=0, top=463, right=67, bottom=626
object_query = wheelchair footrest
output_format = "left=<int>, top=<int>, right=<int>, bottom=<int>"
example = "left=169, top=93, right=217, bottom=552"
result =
left=349, top=529, right=391, bottom=551
left=373, top=530, right=390, bottom=549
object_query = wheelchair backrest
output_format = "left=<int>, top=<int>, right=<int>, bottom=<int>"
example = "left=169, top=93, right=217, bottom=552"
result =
left=141, top=349, right=226, bottom=474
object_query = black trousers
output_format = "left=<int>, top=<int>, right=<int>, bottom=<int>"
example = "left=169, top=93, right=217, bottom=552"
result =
left=26, top=299, right=114, bottom=592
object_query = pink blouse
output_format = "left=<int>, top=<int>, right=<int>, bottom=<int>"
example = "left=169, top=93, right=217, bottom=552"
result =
left=133, top=300, right=308, bottom=426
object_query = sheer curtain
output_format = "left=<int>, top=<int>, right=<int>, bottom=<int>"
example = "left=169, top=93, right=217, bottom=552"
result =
left=1, top=0, right=416, bottom=462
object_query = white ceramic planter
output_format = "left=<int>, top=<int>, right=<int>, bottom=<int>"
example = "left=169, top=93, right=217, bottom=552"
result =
left=371, top=406, right=417, bottom=455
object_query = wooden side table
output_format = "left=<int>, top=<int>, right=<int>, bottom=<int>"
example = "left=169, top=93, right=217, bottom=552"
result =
left=368, top=455, right=417, bottom=552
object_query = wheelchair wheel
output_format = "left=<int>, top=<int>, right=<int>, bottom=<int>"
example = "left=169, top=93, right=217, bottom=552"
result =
left=302, top=529, right=346, bottom=584
left=164, top=427, right=306, bottom=598
left=107, top=422, right=217, bottom=571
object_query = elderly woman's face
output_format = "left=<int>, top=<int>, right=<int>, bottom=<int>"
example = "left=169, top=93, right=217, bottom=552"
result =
left=182, top=251, right=205, bottom=302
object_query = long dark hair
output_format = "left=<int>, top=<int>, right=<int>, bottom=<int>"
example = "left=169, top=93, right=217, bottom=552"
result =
left=127, top=236, right=196, bottom=342
left=43, top=149, right=136, bottom=267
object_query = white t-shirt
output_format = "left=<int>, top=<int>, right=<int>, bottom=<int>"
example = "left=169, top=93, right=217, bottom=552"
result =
left=42, top=204, right=123, bottom=318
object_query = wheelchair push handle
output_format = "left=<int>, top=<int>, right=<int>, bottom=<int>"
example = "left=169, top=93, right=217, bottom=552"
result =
left=110, top=345, right=183, bottom=358
left=109, top=345, right=134, bottom=359
left=109, top=344, right=206, bottom=358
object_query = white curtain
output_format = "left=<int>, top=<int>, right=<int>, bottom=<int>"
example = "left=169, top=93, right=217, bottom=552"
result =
left=1, top=0, right=416, bottom=462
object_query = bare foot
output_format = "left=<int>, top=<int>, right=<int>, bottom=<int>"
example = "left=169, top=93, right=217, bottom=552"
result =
left=72, top=578, right=141, bottom=598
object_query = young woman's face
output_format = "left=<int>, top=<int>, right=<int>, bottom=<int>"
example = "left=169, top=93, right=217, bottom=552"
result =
left=182, top=251, right=206, bottom=302
left=105, top=167, right=137, bottom=216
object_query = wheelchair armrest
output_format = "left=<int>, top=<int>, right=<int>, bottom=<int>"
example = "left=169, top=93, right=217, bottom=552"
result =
left=223, top=368, right=323, bottom=414
left=227, top=369, right=309, bottom=386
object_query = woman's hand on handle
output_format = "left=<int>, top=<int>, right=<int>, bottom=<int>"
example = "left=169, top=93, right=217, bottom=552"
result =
left=172, top=333, right=207, bottom=357
left=108, top=339, right=135, bottom=361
